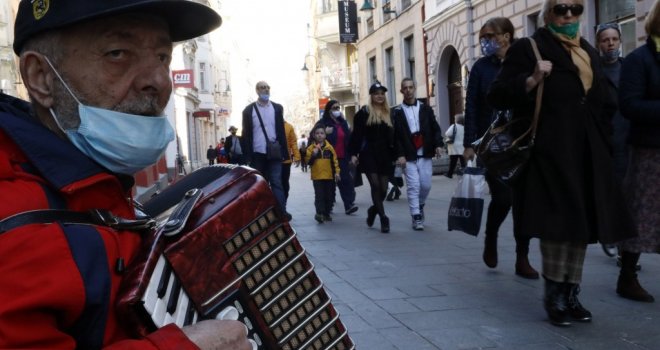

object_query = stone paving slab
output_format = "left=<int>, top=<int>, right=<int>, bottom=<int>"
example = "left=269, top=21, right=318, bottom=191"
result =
left=286, top=167, right=660, bottom=349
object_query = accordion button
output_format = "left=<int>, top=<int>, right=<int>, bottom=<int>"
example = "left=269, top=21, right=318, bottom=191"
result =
left=248, top=339, right=258, bottom=350
left=216, top=306, right=239, bottom=320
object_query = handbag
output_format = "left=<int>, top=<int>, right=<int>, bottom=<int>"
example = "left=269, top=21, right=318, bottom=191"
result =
left=253, top=104, right=283, bottom=161
left=476, top=37, right=544, bottom=185
left=447, top=159, right=487, bottom=236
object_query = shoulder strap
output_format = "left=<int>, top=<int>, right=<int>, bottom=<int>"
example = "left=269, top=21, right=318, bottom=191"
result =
left=0, top=209, right=156, bottom=234
left=512, top=37, right=545, bottom=147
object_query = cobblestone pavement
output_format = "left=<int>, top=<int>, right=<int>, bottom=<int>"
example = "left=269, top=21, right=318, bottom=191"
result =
left=286, top=166, right=660, bottom=350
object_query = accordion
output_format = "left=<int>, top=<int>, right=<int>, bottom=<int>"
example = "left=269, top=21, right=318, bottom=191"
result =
left=117, top=165, right=355, bottom=349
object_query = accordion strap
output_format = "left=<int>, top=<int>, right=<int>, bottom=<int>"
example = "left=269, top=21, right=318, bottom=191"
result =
left=512, top=37, right=544, bottom=148
left=0, top=209, right=156, bottom=234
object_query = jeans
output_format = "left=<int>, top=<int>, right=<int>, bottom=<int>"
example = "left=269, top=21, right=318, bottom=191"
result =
left=250, top=153, right=286, bottom=212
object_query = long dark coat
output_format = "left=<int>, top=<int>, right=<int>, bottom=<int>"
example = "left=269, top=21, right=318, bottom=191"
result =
left=487, top=28, right=634, bottom=244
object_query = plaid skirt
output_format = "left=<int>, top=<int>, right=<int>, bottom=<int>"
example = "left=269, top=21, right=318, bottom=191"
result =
left=620, top=147, right=660, bottom=253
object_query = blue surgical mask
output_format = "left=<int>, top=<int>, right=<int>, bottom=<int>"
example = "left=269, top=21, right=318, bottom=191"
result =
left=601, top=48, right=621, bottom=62
left=45, top=57, right=174, bottom=175
left=480, top=38, right=501, bottom=57
left=259, top=94, right=270, bottom=102
left=331, top=110, right=342, bottom=118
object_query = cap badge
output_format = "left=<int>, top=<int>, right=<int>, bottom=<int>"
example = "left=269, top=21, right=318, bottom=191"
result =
left=32, top=0, right=49, bottom=20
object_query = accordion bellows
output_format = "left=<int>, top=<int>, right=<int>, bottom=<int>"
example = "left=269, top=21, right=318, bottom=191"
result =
left=117, top=165, right=354, bottom=350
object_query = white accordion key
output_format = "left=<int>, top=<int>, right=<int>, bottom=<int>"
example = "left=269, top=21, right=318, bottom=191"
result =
left=215, top=306, right=239, bottom=320
left=174, top=292, right=190, bottom=327
left=142, top=255, right=167, bottom=315
left=152, top=270, right=175, bottom=327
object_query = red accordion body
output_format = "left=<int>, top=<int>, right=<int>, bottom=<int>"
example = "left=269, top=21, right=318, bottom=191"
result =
left=117, top=165, right=354, bottom=350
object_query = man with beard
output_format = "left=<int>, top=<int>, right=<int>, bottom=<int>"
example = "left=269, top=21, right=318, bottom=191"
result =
left=0, top=0, right=251, bottom=349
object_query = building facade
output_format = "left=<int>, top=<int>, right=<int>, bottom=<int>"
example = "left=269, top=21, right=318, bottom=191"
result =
left=423, top=0, right=656, bottom=131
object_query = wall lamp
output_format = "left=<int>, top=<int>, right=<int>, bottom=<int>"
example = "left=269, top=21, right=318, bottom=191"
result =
left=301, top=54, right=321, bottom=72
left=360, top=0, right=397, bottom=15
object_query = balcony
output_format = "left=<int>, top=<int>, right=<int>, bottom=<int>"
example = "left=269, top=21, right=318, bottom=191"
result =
left=324, top=66, right=354, bottom=93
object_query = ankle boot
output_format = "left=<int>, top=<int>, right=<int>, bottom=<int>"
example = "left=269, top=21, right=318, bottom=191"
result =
left=482, top=235, right=498, bottom=268
left=366, top=206, right=377, bottom=227
left=544, top=278, right=571, bottom=327
left=566, top=283, right=592, bottom=322
left=380, top=215, right=390, bottom=233
left=617, top=251, right=654, bottom=302
left=515, top=253, right=539, bottom=279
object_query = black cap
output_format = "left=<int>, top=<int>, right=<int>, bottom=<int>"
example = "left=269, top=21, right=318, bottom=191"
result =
left=228, top=125, right=237, bottom=131
left=369, top=82, right=387, bottom=94
left=13, top=0, right=222, bottom=55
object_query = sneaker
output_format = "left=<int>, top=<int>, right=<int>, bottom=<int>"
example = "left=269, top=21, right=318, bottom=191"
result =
left=345, top=205, right=358, bottom=215
left=314, top=214, right=324, bottom=223
left=324, top=214, right=333, bottom=222
left=412, top=214, right=424, bottom=230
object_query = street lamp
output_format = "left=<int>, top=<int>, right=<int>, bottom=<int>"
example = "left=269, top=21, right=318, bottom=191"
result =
left=360, top=0, right=397, bottom=16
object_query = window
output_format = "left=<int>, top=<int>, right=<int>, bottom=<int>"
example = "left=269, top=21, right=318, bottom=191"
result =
left=596, top=0, right=636, bottom=55
left=367, top=15, right=374, bottom=34
left=199, top=62, right=206, bottom=92
left=383, top=0, right=394, bottom=21
left=318, top=0, right=336, bottom=14
left=369, top=56, right=377, bottom=84
left=403, top=35, right=415, bottom=79
left=384, top=47, right=395, bottom=103
left=401, top=0, right=412, bottom=10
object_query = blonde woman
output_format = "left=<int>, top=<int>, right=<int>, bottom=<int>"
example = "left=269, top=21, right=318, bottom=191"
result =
left=349, top=82, right=396, bottom=233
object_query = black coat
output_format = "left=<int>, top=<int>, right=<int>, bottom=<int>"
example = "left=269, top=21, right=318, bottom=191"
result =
left=487, top=28, right=634, bottom=244
left=348, top=106, right=395, bottom=176
left=464, top=55, right=502, bottom=147
left=619, top=36, right=660, bottom=149
left=391, top=101, right=444, bottom=160
left=240, top=101, right=289, bottom=164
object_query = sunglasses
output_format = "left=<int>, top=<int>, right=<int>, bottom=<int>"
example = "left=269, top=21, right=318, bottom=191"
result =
left=552, top=4, right=584, bottom=16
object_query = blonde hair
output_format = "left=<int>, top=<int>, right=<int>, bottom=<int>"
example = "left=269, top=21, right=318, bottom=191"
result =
left=646, top=0, right=660, bottom=36
left=366, top=96, right=392, bottom=126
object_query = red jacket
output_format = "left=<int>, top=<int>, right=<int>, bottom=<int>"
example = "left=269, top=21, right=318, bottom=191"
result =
left=0, top=94, right=197, bottom=349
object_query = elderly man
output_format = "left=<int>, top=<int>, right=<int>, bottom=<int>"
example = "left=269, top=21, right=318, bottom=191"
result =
left=0, top=0, right=250, bottom=349
left=241, top=81, right=291, bottom=220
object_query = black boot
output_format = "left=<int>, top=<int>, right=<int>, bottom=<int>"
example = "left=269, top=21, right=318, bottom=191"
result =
left=380, top=215, right=390, bottom=233
left=617, top=251, right=654, bottom=302
left=366, top=206, right=377, bottom=227
left=482, top=234, right=497, bottom=268
left=566, top=283, right=592, bottom=322
left=544, top=277, right=571, bottom=327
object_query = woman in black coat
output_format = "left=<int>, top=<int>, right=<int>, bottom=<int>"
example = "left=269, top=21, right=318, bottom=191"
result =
left=349, top=83, right=395, bottom=233
left=487, top=0, right=634, bottom=327
left=616, top=0, right=660, bottom=303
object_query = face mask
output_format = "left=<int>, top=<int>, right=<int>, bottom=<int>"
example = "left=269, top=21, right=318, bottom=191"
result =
left=331, top=110, right=342, bottom=118
left=45, top=57, right=174, bottom=175
left=548, top=21, right=580, bottom=39
left=601, top=48, right=620, bottom=61
left=480, top=38, right=501, bottom=57
left=259, top=94, right=270, bottom=101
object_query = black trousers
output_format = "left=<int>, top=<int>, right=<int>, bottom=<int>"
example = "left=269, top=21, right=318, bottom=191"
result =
left=313, top=180, right=335, bottom=216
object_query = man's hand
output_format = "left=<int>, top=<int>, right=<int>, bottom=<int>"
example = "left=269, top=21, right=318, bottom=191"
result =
left=463, top=147, right=475, bottom=160
left=181, top=320, right=252, bottom=350
left=325, top=126, right=334, bottom=135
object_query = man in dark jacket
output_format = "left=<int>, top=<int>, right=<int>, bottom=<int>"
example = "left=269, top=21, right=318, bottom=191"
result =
left=206, top=145, right=217, bottom=166
left=392, top=78, right=443, bottom=230
left=225, top=125, right=244, bottom=164
left=241, top=81, right=290, bottom=219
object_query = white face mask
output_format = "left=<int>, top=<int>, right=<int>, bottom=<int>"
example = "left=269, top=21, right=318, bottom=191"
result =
left=331, top=110, right=342, bottom=118
left=45, top=57, right=174, bottom=174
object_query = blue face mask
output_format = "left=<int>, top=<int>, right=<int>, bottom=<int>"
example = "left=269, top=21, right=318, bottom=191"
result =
left=259, top=94, right=270, bottom=101
left=45, top=58, right=174, bottom=175
left=601, top=48, right=621, bottom=62
left=480, top=38, right=501, bottom=57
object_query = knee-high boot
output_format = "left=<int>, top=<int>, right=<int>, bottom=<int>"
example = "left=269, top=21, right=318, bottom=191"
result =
left=617, top=251, right=654, bottom=302
left=482, top=234, right=497, bottom=268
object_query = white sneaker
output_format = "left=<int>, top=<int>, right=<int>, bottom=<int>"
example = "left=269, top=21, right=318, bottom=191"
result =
left=412, top=214, right=424, bottom=230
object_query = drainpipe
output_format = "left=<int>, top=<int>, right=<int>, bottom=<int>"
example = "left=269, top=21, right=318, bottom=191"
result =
left=465, top=0, right=475, bottom=66
left=422, top=2, right=430, bottom=100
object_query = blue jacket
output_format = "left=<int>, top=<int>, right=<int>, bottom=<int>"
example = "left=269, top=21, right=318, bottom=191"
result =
left=463, top=54, right=502, bottom=148
left=619, top=36, right=660, bottom=148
